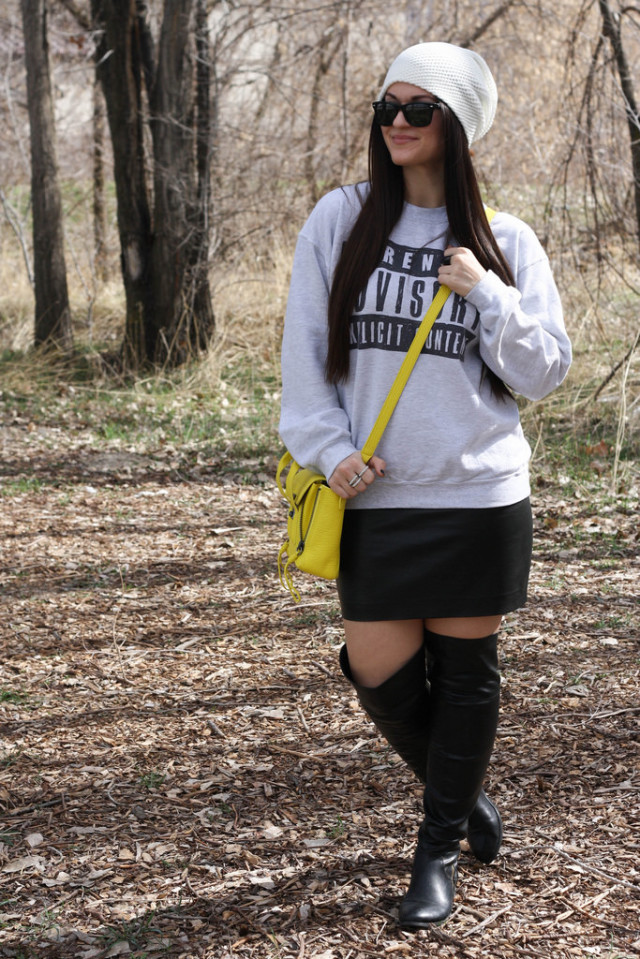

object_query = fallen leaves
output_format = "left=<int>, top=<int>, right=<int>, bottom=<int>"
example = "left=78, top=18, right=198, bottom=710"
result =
left=2, top=854, right=47, bottom=874
left=0, top=410, right=639, bottom=959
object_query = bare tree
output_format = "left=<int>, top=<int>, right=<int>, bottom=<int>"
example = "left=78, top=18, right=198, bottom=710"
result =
left=90, top=0, right=214, bottom=369
left=20, top=0, right=73, bottom=352
left=147, top=0, right=214, bottom=365
left=11, top=0, right=612, bottom=361
left=558, top=0, right=640, bottom=262
left=598, top=0, right=640, bottom=250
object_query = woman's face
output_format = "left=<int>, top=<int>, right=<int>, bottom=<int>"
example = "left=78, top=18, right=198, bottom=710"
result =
left=380, top=82, right=445, bottom=171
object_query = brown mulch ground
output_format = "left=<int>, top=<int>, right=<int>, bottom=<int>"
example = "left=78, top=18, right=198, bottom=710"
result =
left=1, top=413, right=639, bottom=959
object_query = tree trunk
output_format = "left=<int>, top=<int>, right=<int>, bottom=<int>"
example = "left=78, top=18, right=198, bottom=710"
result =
left=21, top=0, right=73, bottom=352
left=598, top=0, right=640, bottom=251
left=92, top=0, right=214, bottom=368
left=91, top=0, right=153, bottom=368
left=190, top=0, right=215, bottom=351
left=148, top=0, right=214, bottom=364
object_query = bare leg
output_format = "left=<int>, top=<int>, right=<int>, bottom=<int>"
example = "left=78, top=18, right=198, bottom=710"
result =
left=343, top=618, right=424, bottom=688
left=425, top=614, right=502, bottom=639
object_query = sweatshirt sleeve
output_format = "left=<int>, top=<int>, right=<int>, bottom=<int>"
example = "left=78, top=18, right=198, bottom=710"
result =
left=279, top=207, right=357, bottom=479
left=465, top=216, right=572, bottom=401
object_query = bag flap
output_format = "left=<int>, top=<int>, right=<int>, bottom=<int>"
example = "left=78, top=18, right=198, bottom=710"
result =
left=287, top=461, right=326, bottom=504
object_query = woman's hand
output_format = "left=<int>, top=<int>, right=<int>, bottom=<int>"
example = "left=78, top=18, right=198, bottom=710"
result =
left=438, top=246, right=486, bottom=297
left=328, top=453, right=386, bottom=499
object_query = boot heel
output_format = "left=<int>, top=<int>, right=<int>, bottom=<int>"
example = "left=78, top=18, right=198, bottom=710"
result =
left=467, top=790, right=502, bottom=863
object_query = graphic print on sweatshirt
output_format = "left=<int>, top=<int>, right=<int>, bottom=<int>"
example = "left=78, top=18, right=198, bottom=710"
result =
left=350, top=240, right=479, bottom=360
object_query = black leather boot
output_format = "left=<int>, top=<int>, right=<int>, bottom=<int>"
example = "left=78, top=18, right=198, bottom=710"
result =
left=425, top=633, right=502, bottom=864
left=339, top=642, right=502, bottom=864
left=339, top=643, right=429, bottom=782
left=398, top=836, right=459, bottom=928
left=398, top=631, right=501, bottom=928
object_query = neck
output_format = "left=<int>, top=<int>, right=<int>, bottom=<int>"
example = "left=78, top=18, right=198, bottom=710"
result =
left=402, top=166, right=446, bottom=208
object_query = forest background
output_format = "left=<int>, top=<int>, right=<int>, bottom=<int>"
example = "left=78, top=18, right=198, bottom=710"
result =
left=0, top=1, right=639, bottom=958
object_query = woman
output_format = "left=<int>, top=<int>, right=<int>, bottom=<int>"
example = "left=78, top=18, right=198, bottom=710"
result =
left=279, top=41, right=571, bottom=928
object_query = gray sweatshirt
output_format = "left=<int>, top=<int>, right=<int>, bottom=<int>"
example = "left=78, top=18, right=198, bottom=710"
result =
left=279, top=184, right=571, bottom=509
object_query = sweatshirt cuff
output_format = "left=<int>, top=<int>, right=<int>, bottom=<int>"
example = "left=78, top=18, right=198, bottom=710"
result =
left=464, top=269, right=521, bottom=318
left=317, top=441, right=359, bottom=482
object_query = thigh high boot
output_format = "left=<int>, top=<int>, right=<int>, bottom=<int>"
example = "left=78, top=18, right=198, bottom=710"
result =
left=339, top=641, right=502, bottom=864
left=339, top=643, right=429, bottom=782
left=398, top=631, right=501, bottom=929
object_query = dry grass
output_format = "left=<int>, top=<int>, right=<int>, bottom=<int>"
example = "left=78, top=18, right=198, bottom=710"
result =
left=190, top=233, right=293, bottom=395
left=2, top=212, right=638, bottom=506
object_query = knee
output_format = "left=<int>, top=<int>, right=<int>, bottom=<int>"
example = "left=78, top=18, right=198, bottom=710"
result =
left=425, top=631, right=500, bottom=701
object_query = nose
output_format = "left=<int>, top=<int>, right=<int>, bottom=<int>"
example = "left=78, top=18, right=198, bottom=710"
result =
left=392, top=105, right=409, bottom=127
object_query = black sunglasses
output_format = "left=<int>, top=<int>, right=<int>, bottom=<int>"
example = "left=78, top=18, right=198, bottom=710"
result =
left=372, top=100, right=441, bottom=128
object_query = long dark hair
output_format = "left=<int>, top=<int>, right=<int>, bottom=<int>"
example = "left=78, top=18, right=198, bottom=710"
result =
left=325, top=102, right=515, bottom=395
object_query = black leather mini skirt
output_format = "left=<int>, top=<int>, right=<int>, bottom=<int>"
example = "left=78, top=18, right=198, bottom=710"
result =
left=336, top=498, right=533, bottom=621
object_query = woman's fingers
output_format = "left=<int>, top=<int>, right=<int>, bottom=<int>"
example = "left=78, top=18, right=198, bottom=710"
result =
left=369, top=454, right=386, bottom=478
left=328, top=454, right=384, bottom=499
left=438, top=246, right=487, bottom=297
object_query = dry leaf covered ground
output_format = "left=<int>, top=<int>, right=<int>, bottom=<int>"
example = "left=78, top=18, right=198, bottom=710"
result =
left=0, top=391, right=639, bottom=959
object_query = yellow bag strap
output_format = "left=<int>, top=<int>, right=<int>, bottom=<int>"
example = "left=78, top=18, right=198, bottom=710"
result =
left=360, top=283, right=450, bottom=461
left=361, top=207, right=496, bottom=463
left=276, top=450, right=292, bottom=498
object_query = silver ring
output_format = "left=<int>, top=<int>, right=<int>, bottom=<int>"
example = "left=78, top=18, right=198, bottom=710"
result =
left=348, top=465, right=369, bottom=488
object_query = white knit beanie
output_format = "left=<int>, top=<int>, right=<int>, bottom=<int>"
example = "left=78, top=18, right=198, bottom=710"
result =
left=378, top=41, right=498, bottom=145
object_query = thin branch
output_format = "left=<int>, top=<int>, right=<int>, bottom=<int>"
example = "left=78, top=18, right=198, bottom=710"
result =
left=592, top=326, right=640, bottom=400
left=0, top=188, right=34, bottom=286
left=460, top=0, right=518, bottom=47
left=55, top=0, right=91, bottom=31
